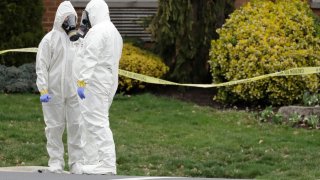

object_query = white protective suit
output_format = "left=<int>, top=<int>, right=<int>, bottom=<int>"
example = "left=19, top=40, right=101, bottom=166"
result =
left=36, top=1, right=82, bottom=174
left=73, top=0, right=123, bottom=175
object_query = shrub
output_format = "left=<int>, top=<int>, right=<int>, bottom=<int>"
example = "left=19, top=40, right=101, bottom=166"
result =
left=150, top=0, right=234, bottom=83
left=209, top=0, right=320, bottom=105
left=258, top=106, right=283, bottom=124
left=305, top=115, right=319, bottom=129
left=0, top=63, right=37, bottom=93
left=0, top=0, right=44, bottom=66
left=302, top=91, right=320, bottom=106
left=288, top=112, right=301, bottom=126
left=119, top=43, right=169, bottom=91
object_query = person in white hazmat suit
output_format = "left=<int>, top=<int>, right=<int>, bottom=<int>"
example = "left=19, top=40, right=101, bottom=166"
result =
left=73, top=0, right=123, bottom=175
left=36, top=1, right=82, bottom=174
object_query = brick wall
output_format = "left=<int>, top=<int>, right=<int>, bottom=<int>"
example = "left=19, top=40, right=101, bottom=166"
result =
left=42, top=0, right=63, bottom=32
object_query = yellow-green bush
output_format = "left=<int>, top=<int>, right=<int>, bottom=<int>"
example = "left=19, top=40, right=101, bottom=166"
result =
left=209, top=0, right=320, bottom=105
left=119, top=43, right=169, bottom=91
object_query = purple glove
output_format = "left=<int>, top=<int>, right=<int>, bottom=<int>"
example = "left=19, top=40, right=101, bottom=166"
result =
left=77, top=87, right=86, bottom=99
left=40, top=94, right=51, bottom=103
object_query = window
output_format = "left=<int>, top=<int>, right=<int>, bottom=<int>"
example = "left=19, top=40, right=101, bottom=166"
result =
left=310, top=0, right=320, bottom=8
left=69, top=0, right=158, bottom=41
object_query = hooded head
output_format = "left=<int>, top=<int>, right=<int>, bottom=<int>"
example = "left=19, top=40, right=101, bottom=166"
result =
left=85, top=0, right=110, bottom=27
left=53, top=1, right=77, bottom=32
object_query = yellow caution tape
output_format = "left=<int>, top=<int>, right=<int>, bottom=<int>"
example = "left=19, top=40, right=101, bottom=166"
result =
left=1, top=48, right=320, bottom=88
left=120, top=67, right=320, bottom=88
left=0, top=48, right=38, bottom=54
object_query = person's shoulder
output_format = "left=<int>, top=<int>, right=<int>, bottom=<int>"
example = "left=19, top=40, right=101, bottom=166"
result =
left=40, top=31, right=55, bottom=45
left=38, top=32, right=52, bottom=47
left=43, top=31, right=53, bottom=41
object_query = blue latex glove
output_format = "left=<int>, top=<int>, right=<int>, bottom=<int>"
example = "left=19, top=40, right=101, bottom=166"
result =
left=77, top=87, right=86, bottom=99
left=40, top=94, right=51, bottom=103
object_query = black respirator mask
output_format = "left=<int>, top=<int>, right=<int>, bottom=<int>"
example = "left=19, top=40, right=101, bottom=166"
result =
left=77, top=10, right=92, bottom=38
left=62, top=14, right=79, bottom=42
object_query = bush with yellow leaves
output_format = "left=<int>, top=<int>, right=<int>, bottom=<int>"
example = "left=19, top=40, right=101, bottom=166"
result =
left=119, top=43, right=169, bottom=91
left=209, top=0, right=320, bottom=105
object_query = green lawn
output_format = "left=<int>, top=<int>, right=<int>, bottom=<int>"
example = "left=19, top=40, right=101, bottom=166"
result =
left=0, top=93, right=320, bottom=179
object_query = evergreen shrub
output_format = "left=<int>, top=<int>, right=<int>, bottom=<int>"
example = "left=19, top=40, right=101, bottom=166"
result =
left=209, top=0, right=320, bottom=105
left=0, top=63, right=37, bottom=93
left=0, top=0, right=44, bottom=66
left=119, top=43, right=169, bottom=91
left=150, top=0, right=234, bottom=83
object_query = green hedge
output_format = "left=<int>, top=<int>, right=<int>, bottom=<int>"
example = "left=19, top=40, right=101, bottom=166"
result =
left=209, top=0, right=320, bottom=105
left=0, top=0, right=44, bottom=66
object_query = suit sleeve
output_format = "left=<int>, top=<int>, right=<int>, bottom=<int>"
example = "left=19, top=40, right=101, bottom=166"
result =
left=77, top=30, right=102, bottom=87
left=36, top=38, right=50, bottom=95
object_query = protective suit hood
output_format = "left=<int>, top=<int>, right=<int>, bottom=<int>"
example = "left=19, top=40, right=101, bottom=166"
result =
left=53, top=1, right=77, bottom=31
left=85, top=0, right=110, bottom=27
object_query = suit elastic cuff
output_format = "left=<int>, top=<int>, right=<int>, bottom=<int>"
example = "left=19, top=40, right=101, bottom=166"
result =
left=40, top=89, right=48, bottom=95
left=77, top=80, right=86, bottom=88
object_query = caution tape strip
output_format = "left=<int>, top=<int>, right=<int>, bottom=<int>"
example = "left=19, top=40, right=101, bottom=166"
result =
left=120, top=67, right=320, bottom=88
left=1, top=48, right=320, bottom=88
left=0, top=48, right=38, bottom=54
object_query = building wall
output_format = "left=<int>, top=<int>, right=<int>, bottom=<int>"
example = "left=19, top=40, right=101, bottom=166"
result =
left=42, top=0, right=63, bottom=32
left=42, top=0, right=319, bottom=32
left=42, top=0, right=158, bottom=32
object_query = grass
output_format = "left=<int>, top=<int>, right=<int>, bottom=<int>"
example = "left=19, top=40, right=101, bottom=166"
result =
left=1, top=93, right=320, bottom=179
